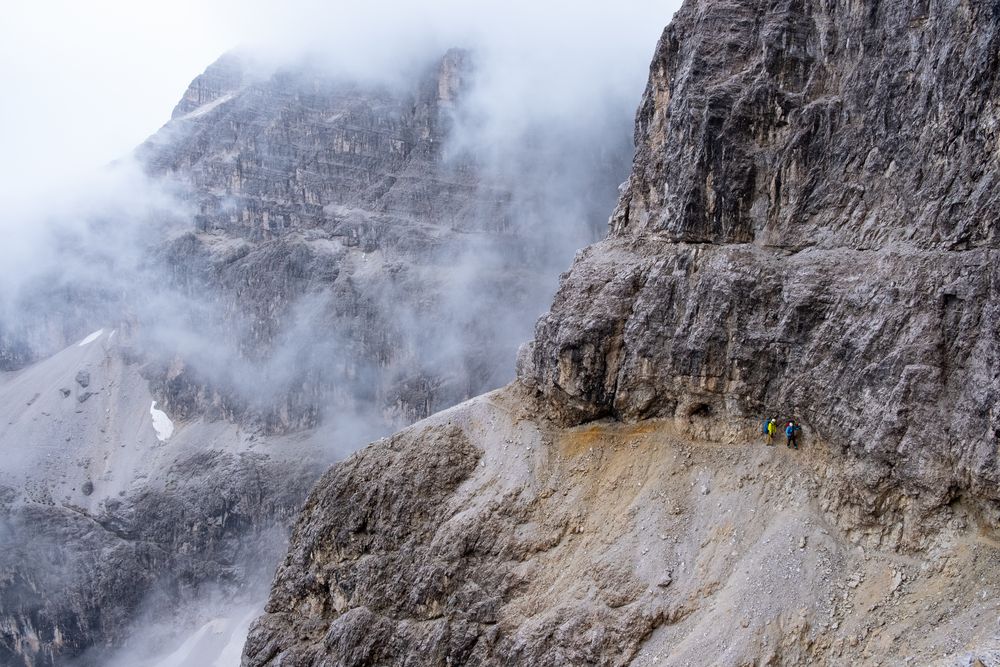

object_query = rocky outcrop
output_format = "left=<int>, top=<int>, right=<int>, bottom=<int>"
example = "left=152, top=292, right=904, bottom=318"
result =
left=246, top=390, right=1000, bottom=666
left=520, top=0, right=1000, bottom=541
left=246, top=0, right=1000, bottom=664
left=610, top=0, right=999, bottom=248
left=0, top=452, right=318, bottom=667
left=521, top=239, right=998, bottom=543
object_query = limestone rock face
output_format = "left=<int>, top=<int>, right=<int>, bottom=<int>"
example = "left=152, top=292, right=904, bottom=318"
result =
left=130, top=47, right=626, bottom=433
left=610, top=0, right=999, bottom=249
left=145, top=49, right=492, bottom=241
left=2, top=48, right=628, bottom=434
left=169, top=52, right=246, bottom=120
left=521, top=0, right=1000, bottom=534
left=245, top=1, right=1000, bottom=665
left=0, top=46, right=631, bottom=667
left=136, top=49, right=507, bottom=431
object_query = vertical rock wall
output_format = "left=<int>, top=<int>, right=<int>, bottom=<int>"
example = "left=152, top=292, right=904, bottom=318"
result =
left=520, top=0, right=1000, bottom=533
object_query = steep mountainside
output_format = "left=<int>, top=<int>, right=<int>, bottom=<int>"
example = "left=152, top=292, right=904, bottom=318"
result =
left=246, top=1, right=1000, bottom=665
left=0, top=51, right=632, bottom=666
left=4, top=49, right=629, bottom=434
left=135, top=48, right=626, bottom=434
left=147, top=50, right=496, bottom=239
left=521, top=0, right=999, bottom=542
left=0, top=330, right=323, bottom=666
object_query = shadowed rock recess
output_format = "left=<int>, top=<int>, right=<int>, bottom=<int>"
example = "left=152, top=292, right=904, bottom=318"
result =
left=246, top=1, right=1000, bottom=665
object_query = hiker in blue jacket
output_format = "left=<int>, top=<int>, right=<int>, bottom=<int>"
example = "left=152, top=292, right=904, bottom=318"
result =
left=785, top=421, right=801, bottom=449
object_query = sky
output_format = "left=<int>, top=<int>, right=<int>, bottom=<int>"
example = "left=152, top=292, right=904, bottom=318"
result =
left=0, top=0, right=676, bottom=207
left=0, top=1, right=230, bottom=200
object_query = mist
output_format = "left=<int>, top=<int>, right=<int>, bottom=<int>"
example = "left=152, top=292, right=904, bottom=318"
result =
left=1, top=0, right=675, bottom=440
left=0, top=1, right=680, bottom=664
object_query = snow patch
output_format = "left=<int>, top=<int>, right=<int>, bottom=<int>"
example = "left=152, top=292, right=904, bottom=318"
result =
left=77, top=329, right=104, bottom=346
left=150, top=401, right=175, bottom=442
left=177, top=92, right=237, bottom=121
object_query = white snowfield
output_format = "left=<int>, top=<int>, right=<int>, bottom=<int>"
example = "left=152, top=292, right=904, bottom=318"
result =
left=150, top=401, right=175, bottom=442
left=77, top=329, right=104, bottom=346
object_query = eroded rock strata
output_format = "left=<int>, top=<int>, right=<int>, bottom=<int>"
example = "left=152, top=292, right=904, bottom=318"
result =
left=522, top=0, right=999, bottom=540
left=136, top=47, right=626, bottom=433
left=0, top=50, right=631, bottom=666
left=247, top=1, right=1000, bottom=664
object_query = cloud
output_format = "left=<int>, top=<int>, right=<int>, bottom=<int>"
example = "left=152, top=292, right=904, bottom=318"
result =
left=0, top=2, right=683, bottom=663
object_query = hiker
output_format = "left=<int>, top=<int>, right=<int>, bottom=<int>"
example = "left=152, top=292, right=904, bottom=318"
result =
left=761, top=417, right=770, bottom=439
left=767, top=418, right=777, bottom=444
left=785, top=421, right=801, bottom=449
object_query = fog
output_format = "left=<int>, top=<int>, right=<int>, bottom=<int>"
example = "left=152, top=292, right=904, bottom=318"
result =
left=0, top=0, right=676, bottom=440
left=0, top=1, right=680, bottom=664
left=1, top=0, right=665, bottom=204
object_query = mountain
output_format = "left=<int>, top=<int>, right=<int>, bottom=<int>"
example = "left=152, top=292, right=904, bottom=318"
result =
left=245, top=1, right=1000, bottom=665
left=0, top=50, right=633, bottom=666
left=0, top=330, right=320, bottom=666
left=130, top=47, right=622, bottom=434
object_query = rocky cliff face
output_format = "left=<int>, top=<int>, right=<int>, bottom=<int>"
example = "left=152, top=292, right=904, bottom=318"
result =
left=246, top=1, right=1000, bottom=664
left=521, top=0, right=999, bottom=542
left=145, top=49, right=493, bottom=240
left=0, top=49, right=632, bottom=666
left=134, top=48, right=625, bottom=433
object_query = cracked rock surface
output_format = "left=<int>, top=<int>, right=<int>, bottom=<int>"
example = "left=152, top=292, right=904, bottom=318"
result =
left=521, top=0, right=1000, bottom=540
left=247, top=0, right=1000, bottom=664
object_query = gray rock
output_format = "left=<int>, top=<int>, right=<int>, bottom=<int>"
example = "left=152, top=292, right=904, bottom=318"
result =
left=247, top=0, right=1000, bottom=664
left=0, top=45, right=632, bottom=666
left=244, top=424, right=485, bottom=666
left=520, top=0, right=1000, bottom=543
left=126, top=48, right=630, bottom=433
left=74, top=371, right=90, bottom=388
left=0, top=451, right=320, bottom=667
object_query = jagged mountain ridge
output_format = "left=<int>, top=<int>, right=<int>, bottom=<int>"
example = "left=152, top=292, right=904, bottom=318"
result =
left=246, top=1, right=1000, bottom=664
left=134, top=48, right=626, bottom=433
left=145, top=49, right=501, bottom=240
left=0, top=49, right=634, bottom=666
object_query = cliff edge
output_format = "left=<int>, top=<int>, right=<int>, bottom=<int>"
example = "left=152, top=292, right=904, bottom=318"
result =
left=520, top=0, right=999, bottom=544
